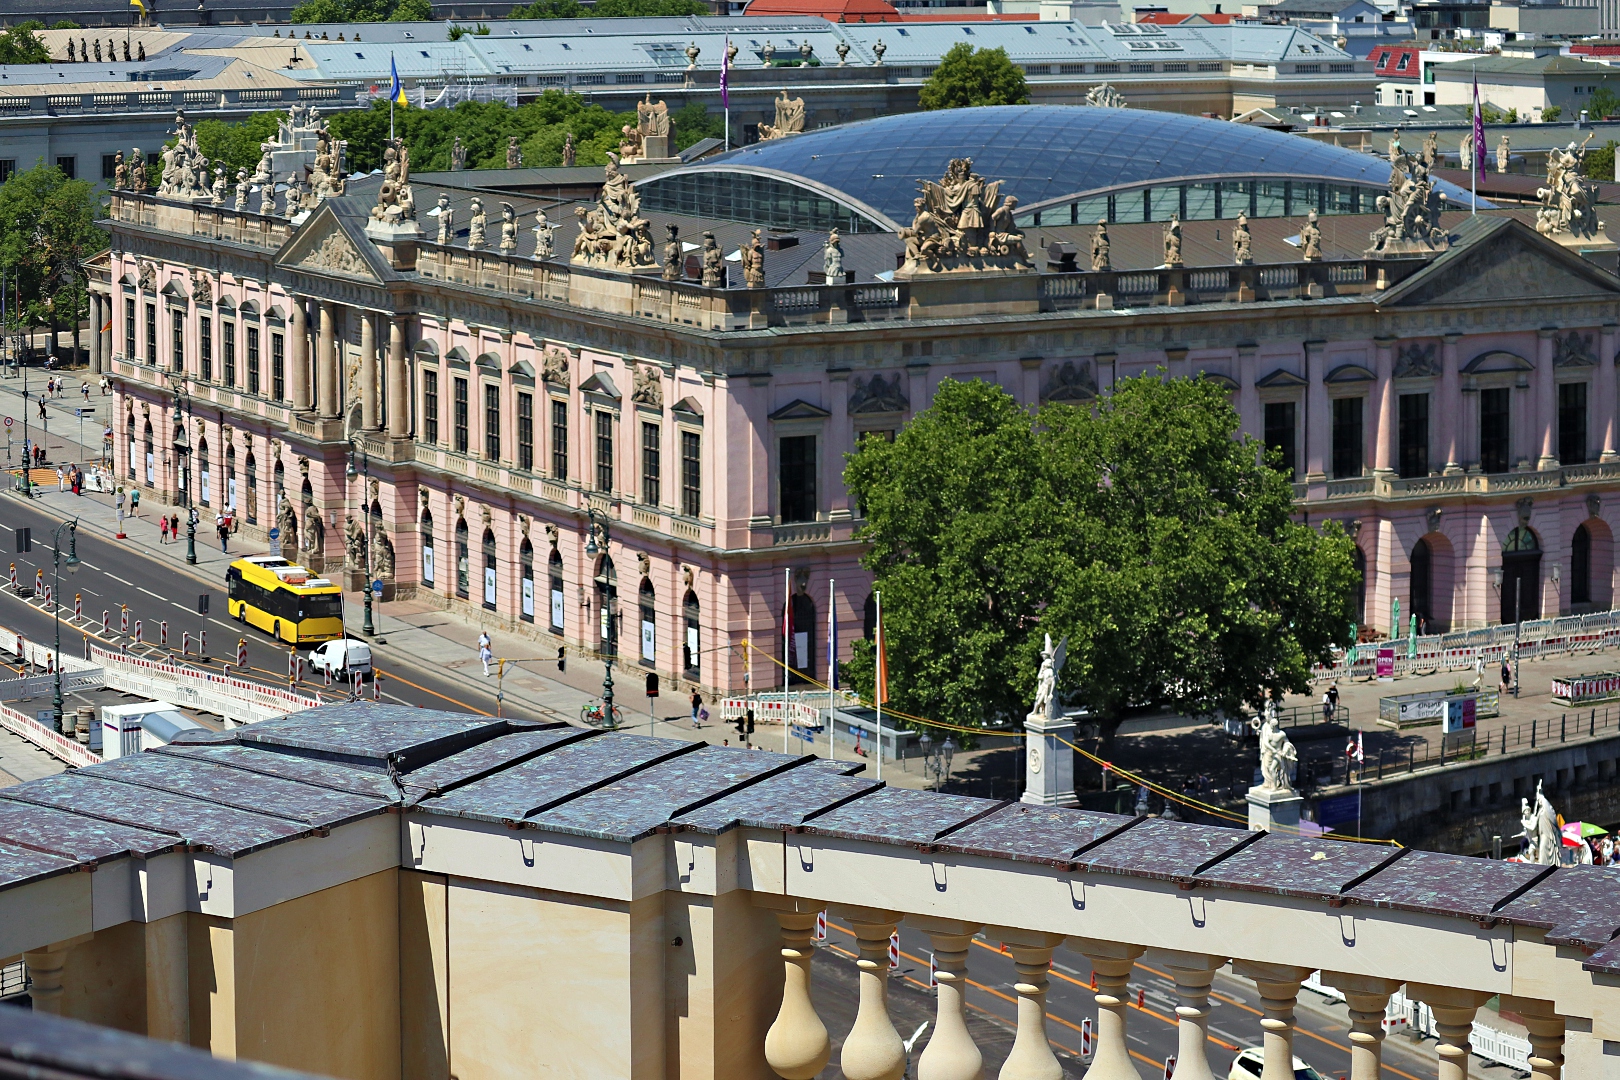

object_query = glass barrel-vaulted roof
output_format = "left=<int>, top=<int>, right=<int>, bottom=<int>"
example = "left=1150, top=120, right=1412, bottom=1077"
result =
left=639, top=105, right=1481, bottom=230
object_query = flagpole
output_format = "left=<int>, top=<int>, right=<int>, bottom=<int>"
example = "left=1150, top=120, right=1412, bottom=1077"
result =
left=827, top=577, right=836, bottom=762
left=875, top=590, right=883, bottom=783
left=784, top=567, right=791, bottom=754
left=1471, top=64, right=1479, bottom=216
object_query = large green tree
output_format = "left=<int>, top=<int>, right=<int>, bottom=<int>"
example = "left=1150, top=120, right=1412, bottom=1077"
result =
left=918, top=43, right=1030, bottom=110
left=843, top=376, right=1357, bottom=734
left=0, top=22, right=51, bottom=64
left=0, top=161, right=106, bottom=364
left=290, top=0, right=431, bottom=22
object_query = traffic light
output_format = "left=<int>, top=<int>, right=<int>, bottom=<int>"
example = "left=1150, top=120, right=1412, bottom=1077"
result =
left=197, top=594, right=209, bottom=615
left=645, top=673, right=659, bottom=698
left=16, top=528, right=29, bottom=553
left=557, top=647, right=566, bottom=673
left=745, top=708, right=756, bottom=736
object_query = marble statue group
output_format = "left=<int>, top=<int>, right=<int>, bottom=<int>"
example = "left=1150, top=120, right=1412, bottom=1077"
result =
left=1536, top=136, right=1601, bottom=241
left=898, top=158, right=1031, bottom=274
left=1252, top=700, right=1298, bottom=793
left=571, top=157, right=656, bottom=271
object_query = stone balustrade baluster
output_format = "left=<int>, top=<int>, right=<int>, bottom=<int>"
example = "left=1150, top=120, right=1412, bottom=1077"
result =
left=1233, top=962, right=1313, bottom=1080
left=1323, top=973, right=1403, bottom=1080
left=1411, top=986, right=1493, bottom=1080
left=1161, top=951, right=1227, bottom=1080
left=911, top=917, right=983, bottom=1080
left=838, top=906, right=907, bottom=1080
left=22, top=945, right=66, bottom=1014
left=1072, top=937, right=1146, bottom=1080
left=991, top=928, right=1067, bottom=1080
left=762, top=905, right=830, bottom=1080
left=1502, top=998, right=1565, bottom=1080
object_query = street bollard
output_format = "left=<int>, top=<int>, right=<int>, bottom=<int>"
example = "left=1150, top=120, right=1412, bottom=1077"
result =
left=73, top=593, right=81, bottom=620
left=182, top=632, right=190, bottom=656
left=199, top=630, right=206, bottom=658
left=160, top=621, right=168, bottom=648
left=33, top=569, right=42, bottom=594
left=120, top=606, right=129, bottom=634
left=42, top=585, right=51, bottom=610
left=134, top=619, right=143, bottom=645
left=372, top=673, right=381, bottom=701
left=237, top=638, right=247, bottom=669
left=7, top=563, right=15, bottom=589
left=102, top=610, right=110, bottom=636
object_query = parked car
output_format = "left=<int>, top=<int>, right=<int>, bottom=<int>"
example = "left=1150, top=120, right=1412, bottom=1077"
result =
left=306, top=638, right=374, bottom=680
left=1228, top=1049, right=1327, bottom=1080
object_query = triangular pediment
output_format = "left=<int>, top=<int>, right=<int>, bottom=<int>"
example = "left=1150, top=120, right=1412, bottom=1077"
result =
left=769, top=399, right=832, bottom=421
left=276, top=207, right=382, bottom=282
left=1378, top=216, right=1620, bottom=309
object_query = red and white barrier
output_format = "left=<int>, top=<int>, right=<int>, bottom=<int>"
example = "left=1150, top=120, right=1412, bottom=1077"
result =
left=237, top=638, right=248, bottom=669
left=120, top=606, right=129, bottom=634
left=159, top=621, right=167, bottom=648
left=42, top=585, right=51, bottom=609
left=888, top=930, right=900, bottom=970
left=33, top=569, right=42, bottom=594
left=7, top=564, right=16, bottom=590
left=199, top=631, right=206, bottom=657
left=182, top=632, right=191, bottom=656
left=73, top=593, right=82, bottom=620
left=134, top=620, right=143, bottom=645
left=102, top=610, right=110, bottom=636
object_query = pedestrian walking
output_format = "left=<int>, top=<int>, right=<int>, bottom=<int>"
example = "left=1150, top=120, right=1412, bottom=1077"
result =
left=37, top=399, right=46, bottom=421
left=81, top=382, right=89, bottom=402
left=690, top=688, right=703, bottom=729
left=1321, top=689, right=1333, bottom=724
left=477, top=630, right=493, bottom=676
left=160, top=516, right=170, bottom=544
left=99, top=376, right=110, bottom=396
left=55, top=466, right=64, bottom=492
left=170, top=513, right=180, bottom=543
left=1500, top=656, right=1512, bottom=692
left=1327, top=681, right=1339, bottom=719
left=216, top=513, right=228, bottom=552
left=129, top=488, right=140, bottom=517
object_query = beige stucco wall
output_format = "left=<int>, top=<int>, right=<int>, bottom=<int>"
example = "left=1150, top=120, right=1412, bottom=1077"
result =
left=663, top=890, right=783, bottom=1080
left=400, top=870, right=450, bottom=1080
left=60, top=921, right=147, bottom=1034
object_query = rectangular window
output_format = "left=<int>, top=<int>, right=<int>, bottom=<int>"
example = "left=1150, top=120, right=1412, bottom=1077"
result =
left=552, top=399, right=569, bottom=479
left=1398, top=393, right=1429, bottom=478
left=1480, top=387, right=1510, bottom=473
left=484, top=384, right=501, bottom=460
left=1331, top=396, right=1363, bottom=479
left=246, top=326, right=261, bottom=395
left=199, top=315, right=212, bottom=382
left=1560, top=381, right=1589, bottom=466
left=54, top=156, right=75, bottom=180
left=424, top=371, right=439, bottom=444
left=171, top=308, right=184, bottom=372
left=1263, top=401, right=1297, bottom=480
left=595, top=411, right=615, bottom=492
left=271, top=333, right=285, bottom=401
left=779, top=435, right=817, bottom=523
left=102, top=153, right=119, bottom=181
left=453, top=378, right=469, bottom=453
left=222, top=321, right=236, bottom=387
left=517, top=392, right=534, bottom=471
left=641, top=421, right=661, bottom=506
left=124, top=298, right=135, bottom=360
left=681, top=430, right=701, bottom=518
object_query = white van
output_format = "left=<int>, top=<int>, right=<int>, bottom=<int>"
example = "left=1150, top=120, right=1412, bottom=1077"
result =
left=307, top=638, right=374, bottom=680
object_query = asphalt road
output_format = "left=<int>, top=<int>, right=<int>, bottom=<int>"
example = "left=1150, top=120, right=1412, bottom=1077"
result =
left=809, top=916, right=1443, bottom=1080
left=0, top=494, right=555, bottom=725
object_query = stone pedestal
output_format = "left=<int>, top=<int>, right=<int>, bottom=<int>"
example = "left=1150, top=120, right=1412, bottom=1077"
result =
left=1247, top=785, right=1302, bottom=833
left=1022, top=712, right=1079, bottom=808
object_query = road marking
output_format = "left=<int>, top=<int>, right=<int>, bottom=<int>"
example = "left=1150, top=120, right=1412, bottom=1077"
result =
left=374, top=665, right=492, bottom=716
left=78, top=562, right=99, bottom=571
left=108, top=574, right=133, bottom=586
left=138, top=588, right=164, bottom=600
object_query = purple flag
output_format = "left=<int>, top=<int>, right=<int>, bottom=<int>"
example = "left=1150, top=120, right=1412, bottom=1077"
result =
left=1473, top=74, right=1486, bottom=182
left=720, top=37, right=730, bottom=109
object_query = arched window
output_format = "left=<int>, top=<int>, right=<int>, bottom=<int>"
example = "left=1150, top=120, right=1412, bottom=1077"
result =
left=245, top=453, right=257, bottom=524
left=1501, top=526, right=1542, bottom=623
left=482, top=528, right=498, bottom=610
left=455, top=519, right=469, bottom=599
left=143, top=422, right=154, bottom=486
left=596, top=555, right=618, bottom=656
left=786, top=588, right=816, bottom=686
left=683, top=590, right=700, bottom=680
left=225, top=445, right=237, bottom=512
left=1410, top=538, right=1431, bottom=635
left=421, top=509, right=435, bottom=588
left=549, top=549, right=564, bottom=633
left=639, top=579, right=657, bottom=666
left=1574, top=524, right=1593, bottom=606
left=197, top=438, right=211, bottom=506
left=125, top=414, right=136, bottom=480
left=519, top=539, right=535, bottom=622
left=273, top=459, right=285, bottom=503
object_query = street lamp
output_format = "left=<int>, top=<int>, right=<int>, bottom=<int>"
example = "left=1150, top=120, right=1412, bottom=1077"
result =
left=584, top=506, right=616, bottom=726
left=1490, top=565, right=1523, bottom=698
left=50, top=520, right=80, bottom=733
left=920, top=730, right=956, bottom=790
left=346, top=441, right=375, bottom=637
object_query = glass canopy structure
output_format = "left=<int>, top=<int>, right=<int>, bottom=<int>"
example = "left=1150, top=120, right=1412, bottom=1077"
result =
left=635, top=105, right=1484, bottom=232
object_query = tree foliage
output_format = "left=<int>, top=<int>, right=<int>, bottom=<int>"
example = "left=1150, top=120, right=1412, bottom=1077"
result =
left=0, top=161, right=105, bottom=339
left=179, top=111, right=288, bottom=179
left=319, top=91, right=716, bottom=173
left=1588, top=84, right=1620, bottom=121
left=508, top=0, right=705, bottom=14
left=918, top=43, right=1030, bottom=111
left=1587, top=140, right=1618, bottom=182
left=0, top=22, right=51, bottom=64
left=842, top=377, right=1358, bottom=733
left=289, top=0, right=429, bottom=22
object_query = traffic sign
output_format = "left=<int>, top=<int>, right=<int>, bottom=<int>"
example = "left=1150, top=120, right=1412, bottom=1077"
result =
left=75, top=409, right=83, bottom=418
left=268, top=527, right=280, bottom=541
left=3, top=417, right=11, bottom=428
left=372, top=579, right=384, bottom=595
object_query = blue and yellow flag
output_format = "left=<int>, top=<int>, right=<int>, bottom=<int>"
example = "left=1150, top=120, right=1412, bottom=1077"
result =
left=131, top=0, right=147, bottom=15
left=389, top=55, right=407, bottom=108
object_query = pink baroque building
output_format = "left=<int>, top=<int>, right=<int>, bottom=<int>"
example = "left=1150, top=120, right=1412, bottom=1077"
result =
left=89, top=142, right=1620, bottom=696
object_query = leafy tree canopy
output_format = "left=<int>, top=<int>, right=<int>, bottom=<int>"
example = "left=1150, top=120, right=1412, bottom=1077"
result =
left=508, top=0, right=705, bottom=14
left=0, top=161, right=105, bottom=332
left=509, top=0, right=583, bottom=15
left=289, top=0, right=428, bottom=22
left=1587, top=139, right=1618, bottom=182
left=315, top=91, right=719, bottom=173
left=0, top=22, right=51, bottom=64
left=1588, top=84, right=1620, bottom=120
left=842, top=376, right=1357, bottom=734
left=918, top=43, right=1029, bottom=110
left=51, top=19, right=82, bottom=29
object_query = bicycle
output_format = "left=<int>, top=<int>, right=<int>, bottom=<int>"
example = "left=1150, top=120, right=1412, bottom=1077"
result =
left=581, top=700, right=624, bottom=729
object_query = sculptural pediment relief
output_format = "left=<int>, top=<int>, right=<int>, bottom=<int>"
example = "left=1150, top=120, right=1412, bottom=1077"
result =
left=769, top=399, right=832, bottom=421
left=850, top=372, right=910, bottom=414
left=1554, top=330, right=1596, bottom=368
left=1393, top=342, right=1439, bottom=379
left=280, top=213, right=379, bottom=281
left=1379, top=218, right=1620, bottom=309
left=540, top=344, right=572, bottom=387
left=1041, top=360, right=1098, bottom=404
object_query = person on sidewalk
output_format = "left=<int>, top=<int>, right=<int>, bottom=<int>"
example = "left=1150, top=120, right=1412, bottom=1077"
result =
left=55, top=466, right=64, bottom=492
left=1500, top=656, right=1512, bottom=692
left=170, top=513, right=180, bottom=544
left=129, top=488, right=139, bottom=518
left=1327, top=681, right=1339, bottom=720
left=159, top=516, right=170, bottom=544
left=80, top=382, right=89, bottom=403
left=479, top=641, right=494, bottom=677
left=690, top=688, right=704, bottom=729
left=216, top=513, right=228, bottom=552
left=37, top=399, right=46, bottom=422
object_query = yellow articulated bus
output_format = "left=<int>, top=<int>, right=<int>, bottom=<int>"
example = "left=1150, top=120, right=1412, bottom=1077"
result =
left=225, top=555, right=345, bottom=644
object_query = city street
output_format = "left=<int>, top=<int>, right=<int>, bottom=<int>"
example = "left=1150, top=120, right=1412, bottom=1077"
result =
left=812, top=916, right=1445, bottom=1080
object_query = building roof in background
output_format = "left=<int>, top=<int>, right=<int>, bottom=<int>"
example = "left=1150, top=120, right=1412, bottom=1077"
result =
left=1431, top=52, right=1614, bottom=78
left=743, top=0, right=905, bottom=21
left=670, top=104, right=1473, bottom=225
left=1369, top=41, right=1422, bottom=79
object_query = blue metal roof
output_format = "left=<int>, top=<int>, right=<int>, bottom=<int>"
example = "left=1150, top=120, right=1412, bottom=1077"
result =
left=680, top=105, right=1480, bottom=223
